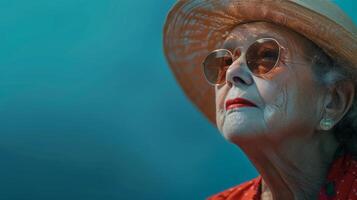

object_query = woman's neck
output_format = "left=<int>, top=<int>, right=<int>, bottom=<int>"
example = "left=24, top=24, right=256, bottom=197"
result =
left=236, top=132, right=339, bottom=200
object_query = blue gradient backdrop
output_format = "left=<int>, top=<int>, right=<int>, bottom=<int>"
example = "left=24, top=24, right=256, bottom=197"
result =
left=0, top=1, right=355, bottom=199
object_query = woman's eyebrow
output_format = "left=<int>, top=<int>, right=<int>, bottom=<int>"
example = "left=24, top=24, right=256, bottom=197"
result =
left=222, top=40, right=238, bottom=50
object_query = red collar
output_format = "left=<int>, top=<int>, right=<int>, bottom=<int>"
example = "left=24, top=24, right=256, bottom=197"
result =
left=208, top=152, right=357, bottom=200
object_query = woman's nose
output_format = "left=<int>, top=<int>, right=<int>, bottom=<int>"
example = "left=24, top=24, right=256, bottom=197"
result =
left=225, top=58, right=253, bottom=88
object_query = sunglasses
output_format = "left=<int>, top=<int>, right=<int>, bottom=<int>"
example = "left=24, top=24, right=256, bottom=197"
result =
left=202, top=38, right=283, bottom=85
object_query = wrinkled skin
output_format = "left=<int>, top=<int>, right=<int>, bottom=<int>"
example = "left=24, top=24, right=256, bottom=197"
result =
left=215, top=22, right=324, bottom=143
left=214, top=22, right=354, bottom=200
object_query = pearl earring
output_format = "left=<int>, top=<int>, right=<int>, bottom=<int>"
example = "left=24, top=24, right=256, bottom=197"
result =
left=320, top=118, right=333, bottom=130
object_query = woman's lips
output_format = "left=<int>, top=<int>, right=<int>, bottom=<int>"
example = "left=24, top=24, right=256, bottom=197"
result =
left=225, top=98, right=257, bottom=110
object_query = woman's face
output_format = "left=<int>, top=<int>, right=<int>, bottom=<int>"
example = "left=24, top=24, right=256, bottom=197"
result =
left=215, top=22, right=326, bottom=143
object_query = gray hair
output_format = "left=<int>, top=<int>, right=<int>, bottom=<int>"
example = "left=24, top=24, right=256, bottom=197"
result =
left=310, top=45, right=357, bottom=155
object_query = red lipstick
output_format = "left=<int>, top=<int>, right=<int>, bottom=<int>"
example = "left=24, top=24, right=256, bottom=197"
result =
left=225, top=98, right=257, bottom=110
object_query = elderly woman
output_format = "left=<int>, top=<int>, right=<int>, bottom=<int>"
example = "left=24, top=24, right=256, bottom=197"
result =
left=163, top=1, right=357, bottom=200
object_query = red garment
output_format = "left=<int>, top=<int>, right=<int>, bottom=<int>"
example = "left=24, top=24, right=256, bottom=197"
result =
left=207, top=154, right=357, bottom=200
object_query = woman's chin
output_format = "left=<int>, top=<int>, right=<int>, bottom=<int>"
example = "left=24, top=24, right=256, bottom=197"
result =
left=220, top=111, right=263, bottom=142
left=221, top=124, right=262, bottom=143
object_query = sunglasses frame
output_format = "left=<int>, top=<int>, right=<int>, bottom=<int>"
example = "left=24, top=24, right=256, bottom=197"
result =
left=202, top=37, right=282, bottom=86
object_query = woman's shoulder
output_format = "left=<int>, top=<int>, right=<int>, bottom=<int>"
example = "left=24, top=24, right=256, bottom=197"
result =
left=207, top=176, right=262, bottom=200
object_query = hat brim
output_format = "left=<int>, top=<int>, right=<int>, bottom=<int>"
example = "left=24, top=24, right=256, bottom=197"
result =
left=163, top=0, right=357, bottom=124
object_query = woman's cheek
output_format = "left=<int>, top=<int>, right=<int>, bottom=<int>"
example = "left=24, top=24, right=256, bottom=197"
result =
left=216, top=107, right=225, bottom=133
left=262, top=81, right=289, bottom=132
left=215, top=86, right=229, bottom=132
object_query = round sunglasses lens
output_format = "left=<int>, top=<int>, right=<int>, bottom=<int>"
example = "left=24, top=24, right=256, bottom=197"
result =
left=203, top=50, right=232, bottom=84
left=246, top=39, right=280, bottom=75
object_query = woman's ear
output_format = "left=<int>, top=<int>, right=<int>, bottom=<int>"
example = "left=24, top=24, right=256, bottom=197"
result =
left=321, top=81, right=355, bottom=130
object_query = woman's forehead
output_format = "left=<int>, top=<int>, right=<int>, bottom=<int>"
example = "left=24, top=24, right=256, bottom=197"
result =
left=223, top=22, right=305, bottom=48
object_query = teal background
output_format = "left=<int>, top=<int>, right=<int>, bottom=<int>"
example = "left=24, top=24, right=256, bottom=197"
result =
left=0, top=1, right=355, bottom=199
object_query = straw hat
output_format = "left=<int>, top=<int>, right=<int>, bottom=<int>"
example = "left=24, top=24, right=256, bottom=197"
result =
left=163, top=0, right=357, bottom=124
